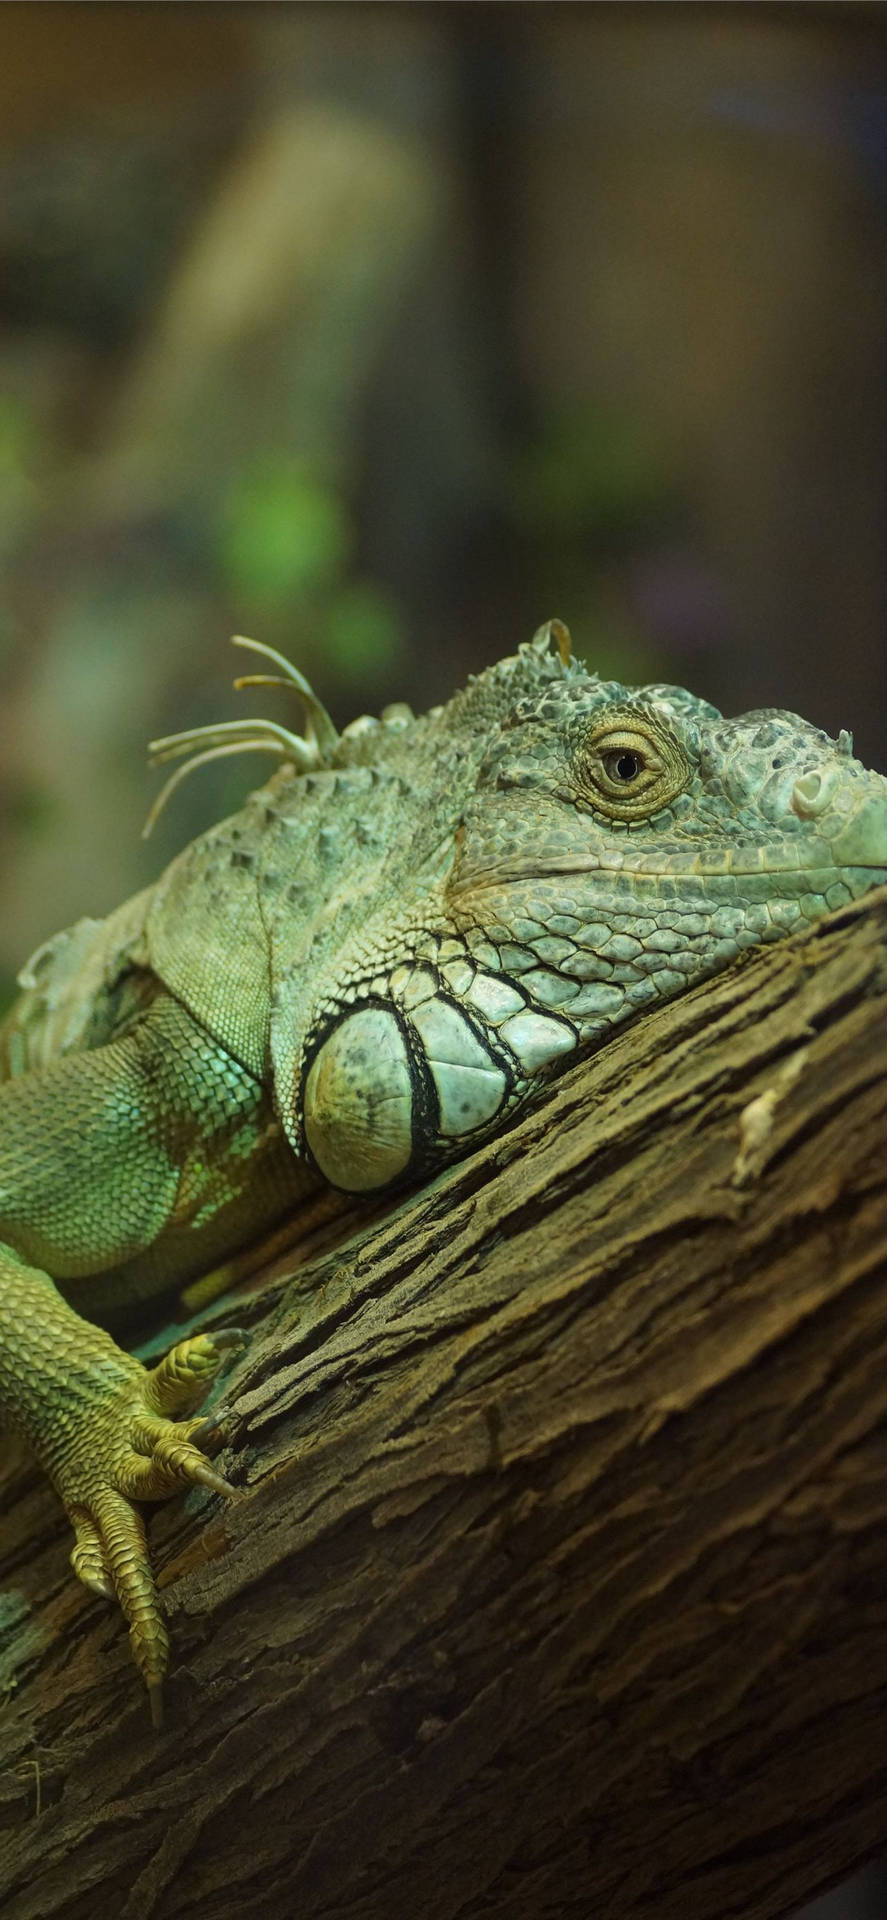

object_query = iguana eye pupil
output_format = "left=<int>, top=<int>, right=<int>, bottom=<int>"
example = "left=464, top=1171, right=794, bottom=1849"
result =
left=612, top=751, right=641, bottom=782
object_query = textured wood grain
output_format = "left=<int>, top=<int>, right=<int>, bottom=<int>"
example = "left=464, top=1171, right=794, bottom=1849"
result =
left=1, top=890, right=887, bottom=1920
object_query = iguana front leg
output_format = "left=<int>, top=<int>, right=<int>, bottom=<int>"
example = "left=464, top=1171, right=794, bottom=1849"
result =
left=0, top=996, right=268, bottom=1721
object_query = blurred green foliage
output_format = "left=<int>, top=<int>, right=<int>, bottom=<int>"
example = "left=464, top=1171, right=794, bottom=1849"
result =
left=220, top=463, right=351, bottom=605
left=0, top=395, right=33, bottom=473
left=0, top=394, right=38, bottom=568
left=217, top=460, right=405, bottom=688
left=2, top=780, right=59, bottom=836
left=513, top=407, right=677, bottom=546
left=510, top=406, right=679, bottom=689
left=325, top=581, right=405, bottom=680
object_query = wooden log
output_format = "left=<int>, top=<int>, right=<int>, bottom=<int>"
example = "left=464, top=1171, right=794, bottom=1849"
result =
left=2, top=890, right=887, bottom=1920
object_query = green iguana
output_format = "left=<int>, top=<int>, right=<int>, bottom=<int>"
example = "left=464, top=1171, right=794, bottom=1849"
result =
left=1, top=619, right=886, bottom=1724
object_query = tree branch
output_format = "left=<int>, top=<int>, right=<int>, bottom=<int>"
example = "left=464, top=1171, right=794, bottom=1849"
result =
left=2, top=890, right=887, bottom=1920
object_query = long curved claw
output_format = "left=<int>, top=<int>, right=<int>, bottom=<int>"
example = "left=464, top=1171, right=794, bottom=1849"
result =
left=180, top=1456, right=236, bottom=1500
left=204, top=1327, right=248, bottom=1353
left=186, top=1402, right=233, bottom=1451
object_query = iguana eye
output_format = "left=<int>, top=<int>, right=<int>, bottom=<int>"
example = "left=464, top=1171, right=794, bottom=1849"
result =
left=577, top=711, right=688, bottom=821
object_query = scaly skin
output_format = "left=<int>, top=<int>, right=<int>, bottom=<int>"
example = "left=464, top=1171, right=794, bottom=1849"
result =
left=1, top=618, right=886, bottom=1719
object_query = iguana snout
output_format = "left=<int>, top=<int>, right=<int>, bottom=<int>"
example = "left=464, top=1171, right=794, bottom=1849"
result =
left=813, top=778, right=887, bottom=872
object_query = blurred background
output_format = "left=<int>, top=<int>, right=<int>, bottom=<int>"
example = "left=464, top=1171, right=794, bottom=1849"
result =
left=0, top=5, right=885, bottom=1910
left=2, top=3, right=887, bottom=992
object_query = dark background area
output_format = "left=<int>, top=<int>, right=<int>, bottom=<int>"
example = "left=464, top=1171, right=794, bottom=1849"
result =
left=0, top=7, right=885, bottom=1912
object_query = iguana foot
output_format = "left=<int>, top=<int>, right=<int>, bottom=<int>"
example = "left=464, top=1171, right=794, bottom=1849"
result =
left=51, top=1327, right=246, bottom=1724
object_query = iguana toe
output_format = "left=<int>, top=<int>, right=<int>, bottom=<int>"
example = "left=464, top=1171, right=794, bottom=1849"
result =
left=83, top=1486, right=171, bottom=1702
left=119, top=1419, right=237, bottom=1500
left=144, top=1326, right=247, bottom=1418
left=69, top=1509, right=114, bottom=1601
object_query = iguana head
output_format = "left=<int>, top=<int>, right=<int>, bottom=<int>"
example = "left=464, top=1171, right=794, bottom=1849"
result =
left=447, top=621, right=887, bottom=997
left=146, top=623, right=887, bottom=1194
left=295, top=621, right=887, bottom=1193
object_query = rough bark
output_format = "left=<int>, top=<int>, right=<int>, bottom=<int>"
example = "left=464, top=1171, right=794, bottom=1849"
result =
left=2, top=891, right=887, bottom=1920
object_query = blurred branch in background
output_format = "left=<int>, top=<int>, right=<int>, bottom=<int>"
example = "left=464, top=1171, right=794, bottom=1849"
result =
left=0, top=9, right=447, bottom=982
left=92, top=105, right=436, bottom=508
left=2, top=4, right=886, bottom=990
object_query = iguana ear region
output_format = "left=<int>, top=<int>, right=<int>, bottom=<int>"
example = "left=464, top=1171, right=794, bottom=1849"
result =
left=303, top=1007, right=416, bottom=1190
left=300, top=961, right=578, bottom=1194
left=302, top=996, right=512, bottom=1193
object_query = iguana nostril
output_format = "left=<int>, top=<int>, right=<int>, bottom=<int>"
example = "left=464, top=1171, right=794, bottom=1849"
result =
left=791, top=769, right=835, bottom=819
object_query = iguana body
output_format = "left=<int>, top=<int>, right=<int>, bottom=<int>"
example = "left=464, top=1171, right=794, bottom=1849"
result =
left=2, top=618, right=886, bottom=1720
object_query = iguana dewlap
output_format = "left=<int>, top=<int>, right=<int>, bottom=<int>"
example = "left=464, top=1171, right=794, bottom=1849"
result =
left=2, top=619, right=886, bottom=1722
